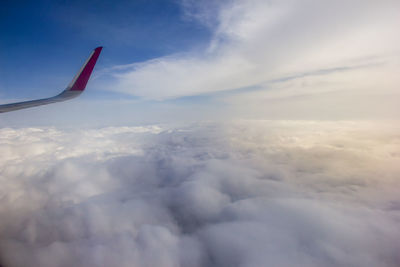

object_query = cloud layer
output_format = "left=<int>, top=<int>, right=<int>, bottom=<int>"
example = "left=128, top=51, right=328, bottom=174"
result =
left=1, top=121, right=400, bottom=266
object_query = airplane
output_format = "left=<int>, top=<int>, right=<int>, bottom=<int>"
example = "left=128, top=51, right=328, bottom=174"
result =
left=0, top=47, right=102, bottom=113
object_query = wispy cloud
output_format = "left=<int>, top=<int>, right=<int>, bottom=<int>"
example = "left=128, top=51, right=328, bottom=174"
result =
left=99, top=0, right=400, bottom=104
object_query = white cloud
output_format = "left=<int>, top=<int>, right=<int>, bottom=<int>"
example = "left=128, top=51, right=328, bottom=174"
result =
left=98, top=0, right=400, bottom=106
left=1, top=121, right=400, bottom=266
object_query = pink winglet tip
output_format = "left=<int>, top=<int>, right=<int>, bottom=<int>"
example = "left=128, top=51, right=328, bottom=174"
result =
left=69, top=47, right=103, bottom=91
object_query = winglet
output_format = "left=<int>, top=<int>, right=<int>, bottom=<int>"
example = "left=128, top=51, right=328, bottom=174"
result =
left=67, top=46, right=103, bottom=91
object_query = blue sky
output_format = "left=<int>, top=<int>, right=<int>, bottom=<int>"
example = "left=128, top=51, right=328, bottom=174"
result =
left=0, top=0, right=210, bottom=99
left=1, top=0, right=399, bottom=126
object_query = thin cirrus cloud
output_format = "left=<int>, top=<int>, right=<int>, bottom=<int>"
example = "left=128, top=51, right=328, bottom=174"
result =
left=97, top=0, right=400, bottom=103
left=0, top=121, right=400, bottom=266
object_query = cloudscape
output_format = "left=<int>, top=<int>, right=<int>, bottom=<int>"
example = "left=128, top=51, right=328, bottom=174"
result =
left=1, top=121, right=400, bottom=266
left=1, top=0, right=400, bottom=266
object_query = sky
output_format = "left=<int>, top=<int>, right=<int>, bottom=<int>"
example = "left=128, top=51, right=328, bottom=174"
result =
left=0, top=0, right=399, bottom=126
left=1, top=1, right=400, bottom=267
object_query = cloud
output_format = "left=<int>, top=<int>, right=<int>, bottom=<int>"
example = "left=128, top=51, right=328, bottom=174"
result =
left=98, top=0, right=400, bottom=103
left=1, top=121, right=400, bottom=266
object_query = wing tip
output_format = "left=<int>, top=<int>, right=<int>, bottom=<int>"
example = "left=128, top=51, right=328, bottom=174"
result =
left=68, top=46, right=103, bottom=91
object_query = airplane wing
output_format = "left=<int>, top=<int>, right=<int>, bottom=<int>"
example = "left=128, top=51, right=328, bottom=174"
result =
left=0, top=47, right=102, bottom=113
